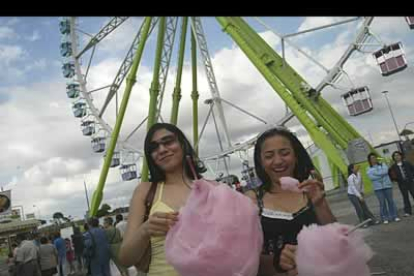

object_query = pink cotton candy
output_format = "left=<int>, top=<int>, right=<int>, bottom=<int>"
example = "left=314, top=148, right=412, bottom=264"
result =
left=296, top=223, right=373, bottom=276
left=280, top=176, right=302, bottom=193
left=165, top=179, right=263, bottom=276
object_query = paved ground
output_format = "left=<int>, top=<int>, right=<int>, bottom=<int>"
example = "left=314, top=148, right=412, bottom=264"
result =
left=327, top=185, right=414, bottom=276
left=1, top=185, right=413, bottom=276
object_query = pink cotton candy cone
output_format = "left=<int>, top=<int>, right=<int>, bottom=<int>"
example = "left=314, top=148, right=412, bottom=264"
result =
left=165, top=179, right=263, bottom=276
left=296, top=223, right=373, bottom=276
left=280, top=177, right=302, bottom=193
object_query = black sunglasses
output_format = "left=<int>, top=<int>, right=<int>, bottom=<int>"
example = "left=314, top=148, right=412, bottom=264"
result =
left=148, top=135, right=178, bottom=153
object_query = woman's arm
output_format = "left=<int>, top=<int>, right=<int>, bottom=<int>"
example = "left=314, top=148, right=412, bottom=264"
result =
left=367, top=167, right=383, bottom=180
left=313, top=198, right=337, bottom=225
left=258, top=255, right=279, bottom=276
left=298, top=173, right=337, bottom=225
left=118, top=182, right=152, bottom=266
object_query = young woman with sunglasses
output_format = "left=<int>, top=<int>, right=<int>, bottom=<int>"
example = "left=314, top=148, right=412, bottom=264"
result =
left=118, top=123, right=205, bottom=276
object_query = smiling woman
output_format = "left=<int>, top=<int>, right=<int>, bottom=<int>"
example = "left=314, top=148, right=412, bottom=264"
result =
left=245, top=126, right=336, bottom=276
left=118, top=123, right=205, bottom=276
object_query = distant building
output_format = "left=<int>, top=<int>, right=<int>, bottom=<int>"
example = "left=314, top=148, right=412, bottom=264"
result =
left=374, top=140, right=402, bottom=160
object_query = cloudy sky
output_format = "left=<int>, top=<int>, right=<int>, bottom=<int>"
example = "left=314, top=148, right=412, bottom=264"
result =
left=1, top=17, right=413, bottom=220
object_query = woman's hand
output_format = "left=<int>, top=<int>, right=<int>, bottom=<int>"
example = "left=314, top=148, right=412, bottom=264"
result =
left=143, top=211, right=179, bottom=237
left=298, top=170, right=325, bottom=206
left=279, top=244, right=298, bottom=275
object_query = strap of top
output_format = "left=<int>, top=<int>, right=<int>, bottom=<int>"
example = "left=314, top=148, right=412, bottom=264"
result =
left=156, top=182, right=164, bottom=202
left=255, top=188, right=264, bottom=216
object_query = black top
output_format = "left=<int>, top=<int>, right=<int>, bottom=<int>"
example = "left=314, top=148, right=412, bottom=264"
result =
left=389, top=161, right=414, bottom=183
left=256, top=189, right=318, bottom=272
left=71, top=233, right=84, bottom=255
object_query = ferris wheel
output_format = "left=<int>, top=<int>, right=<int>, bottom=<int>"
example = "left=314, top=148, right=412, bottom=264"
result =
left=59, top=17, right=412, bottom=214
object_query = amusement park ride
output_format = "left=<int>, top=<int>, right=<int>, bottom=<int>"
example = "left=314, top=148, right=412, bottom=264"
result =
left=59, top=17, right=412, bottom=215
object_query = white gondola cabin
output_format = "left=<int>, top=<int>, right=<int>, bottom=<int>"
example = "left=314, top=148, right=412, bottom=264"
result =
left=241, top=160, right=262, bottom=189
left=406, top=17, right=414, bottom=29
left=62, top=61, right=75, bottom=78
left=66, top=82, right=80, bottom=98
left=215, top=174, right=239, bottom=187
left=59, top=18, right=70, bottom=34
left=110, top=152, right=121, bottom=168
left=81, top=120, right=95, bottom=136
left=341, top=86, right=373, bottom=116
left=373, top=42, right=407, bottom=76
left=120, top=164, right=138, bottom=181
left=91, top=137, right=106, bottom=153
left=60, top=41, right=73, bottom=57
left=72, top=101, right=87, bottom=118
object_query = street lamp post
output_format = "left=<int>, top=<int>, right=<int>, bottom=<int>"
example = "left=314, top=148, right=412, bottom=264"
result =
left=382, top=90, right=401, bottom=141
left=33, top=204, right=41, bottom=220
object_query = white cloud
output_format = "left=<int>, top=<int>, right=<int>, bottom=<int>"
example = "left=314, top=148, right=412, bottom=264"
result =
left=2, top=16, right=414, bottom=220
left=5, top=17, right=20, bottom=26
left=26, top=30, right=41, bottom=42
left=0, top=26, right=18, bottom=39
left=298, top=17, right=353, bottom=32
left=0, top=44, right=26, bottom=64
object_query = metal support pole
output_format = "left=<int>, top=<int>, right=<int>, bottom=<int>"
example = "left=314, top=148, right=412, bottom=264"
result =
left=89, top=17, right=152, bottom=216
left=382, top=90, right=401, bottom=141
left=141, top=17, right=167, bottom=182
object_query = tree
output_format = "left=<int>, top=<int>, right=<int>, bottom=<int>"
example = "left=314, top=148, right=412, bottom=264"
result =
left=96, top=203, right=112, bottom=218
left=52, top=212, right=70, bottom=225
left=400, top=129, right=414, bottom=140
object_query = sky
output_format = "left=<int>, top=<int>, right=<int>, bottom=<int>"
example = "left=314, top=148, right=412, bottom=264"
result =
left=0, top=16, right=413, bottom=220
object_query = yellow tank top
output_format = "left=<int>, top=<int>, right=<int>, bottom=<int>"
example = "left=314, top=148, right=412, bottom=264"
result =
left=148, top=182, right=180, bottom=276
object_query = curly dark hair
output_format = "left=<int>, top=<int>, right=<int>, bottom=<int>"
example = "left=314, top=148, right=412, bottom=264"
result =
left=144, top=123, right=206, bottom=183
left=254, top=127, right=315, bottom=192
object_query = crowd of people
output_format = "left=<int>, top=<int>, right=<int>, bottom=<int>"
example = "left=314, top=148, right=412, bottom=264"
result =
left=6, top=213, right=131, bottom=276
left=347, top=150, right=414, bottom=227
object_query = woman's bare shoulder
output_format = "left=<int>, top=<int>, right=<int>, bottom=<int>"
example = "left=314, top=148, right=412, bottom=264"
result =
left=132, top=182, right=153, bottom=200
left=244, top=189, right=258, bottom=203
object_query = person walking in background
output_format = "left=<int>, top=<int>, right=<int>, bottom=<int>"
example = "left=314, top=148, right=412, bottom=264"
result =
left=347, top=163, right=380, bottom=227
left=39, top=236, right=58, bottom=276
left=367, top=153, right=400, bottom=224
left=84, top=217, right=111, bottom=276
left=65, top=238, right=76, bottom=275
left=14, top=233, right=40, bottom=276
left=104, top=216, right=129, bottom=276
left=115, top=214, right=127, bottom=238
left=71, top=227, right=84, bottom=273
left=53, top=232, right=66, bottom=276
left=389, top=151, right=414, bottom=217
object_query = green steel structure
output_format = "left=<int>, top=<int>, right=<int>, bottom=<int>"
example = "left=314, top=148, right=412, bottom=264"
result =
left=63, top=17, right=389, bottom=216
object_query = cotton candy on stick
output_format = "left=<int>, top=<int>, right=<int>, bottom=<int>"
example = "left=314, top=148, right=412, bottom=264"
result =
left=164, top=156, right=263, bottom=276
left=280, top=177, right=303, bottom=193
left=296, top=223, right=373, bottom=276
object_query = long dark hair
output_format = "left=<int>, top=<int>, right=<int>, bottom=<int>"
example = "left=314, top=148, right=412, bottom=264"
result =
left=144, top=123, right=206, bottom=183
left=254, top=127, right=314, bottom=192
left=348, top=163, right=355, bottom=177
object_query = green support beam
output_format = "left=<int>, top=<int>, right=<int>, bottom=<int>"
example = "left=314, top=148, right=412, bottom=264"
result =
left=216, top=17, right=348, bottom=176
left=191, top=30, right=200, bottom=155
left=141, top=17, right=167, bottom=182
left=226, top=17, right=349, bottom=149
left=89, top=17, right=152, bottom=216
left=170, top=17, right=188, bottom=125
